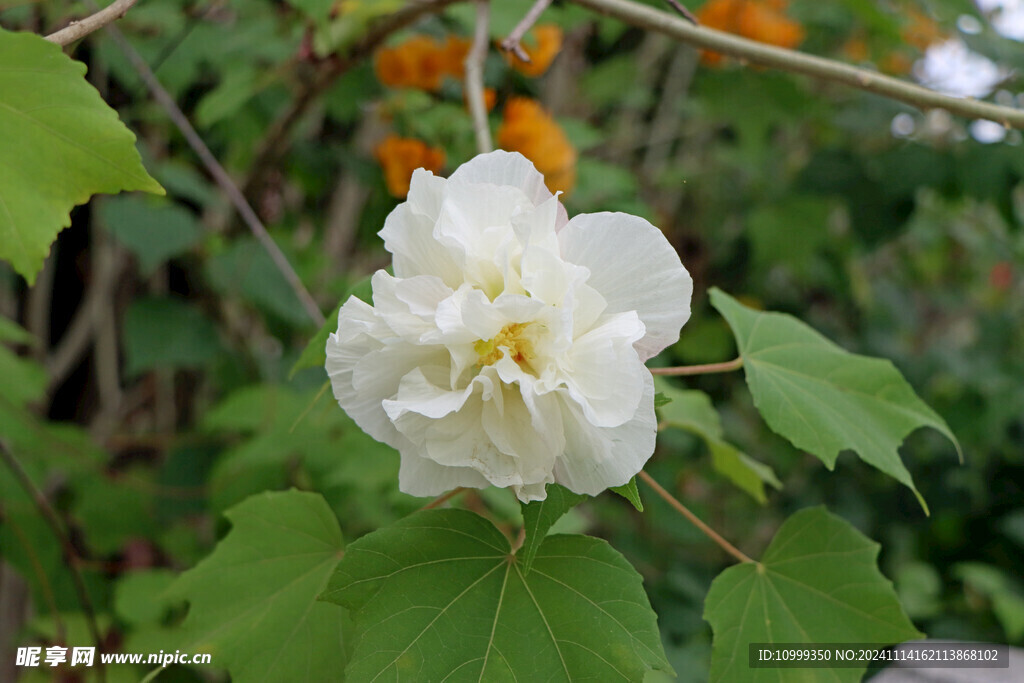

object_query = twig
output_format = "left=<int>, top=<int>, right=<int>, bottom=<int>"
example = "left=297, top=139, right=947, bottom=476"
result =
left=466, top=1, right=494, bottom=154
left=501, top=0, right=553, bottom=61
left=0, top=440, right=107, bottom=681
left=638, top=470, right=753, bottom=564
left=422, top=487, right=468, bottom=510
left=46, top=231, right=124, bottom=393
left=45, top=0, right=138, bottom=46
left=241, top=0, right=466, bottom=202
left=663, top=0, right=697, bottom=24
left=571, top=0, right=1024, bottom=128
left=649, top=357, right=743, bottom=376
left=96, top=19, right=326, bottom=327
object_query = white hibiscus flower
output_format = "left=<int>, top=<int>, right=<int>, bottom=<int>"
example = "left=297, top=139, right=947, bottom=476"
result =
left=326, top=151, right=692, bottom=502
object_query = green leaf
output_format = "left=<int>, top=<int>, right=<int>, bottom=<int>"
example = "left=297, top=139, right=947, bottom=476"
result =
left=519, top=484, right=586, bottom=573
left=0, top=315, right=34, bottom=345
left=0, top=29, right=163, bottom=284
left=122, top=297, right=221, bottom=376
left=99, top=195, right=203, bottom=274
left=709, top=288, right=960, bottom=513
left=323, top=509, right=672, bottom=681
left=704, top=506, right=923, bottom=683
left=0, top=345, right=45, bottom=408
left=656, top=379, right=780, bottom=503
left=168, top=490, right=346, bottom=682
left=610, top=477, right=643, bottom=511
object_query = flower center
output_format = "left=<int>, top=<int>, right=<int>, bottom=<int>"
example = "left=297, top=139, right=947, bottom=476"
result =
left=474, top=322, right=536, bottom=368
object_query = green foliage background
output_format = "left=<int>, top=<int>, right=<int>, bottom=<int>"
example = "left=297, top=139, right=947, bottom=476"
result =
left=1, top=0, right=1022, bottom=681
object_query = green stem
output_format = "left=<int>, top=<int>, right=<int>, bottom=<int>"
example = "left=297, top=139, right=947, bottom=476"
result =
left=639, top=470, right=754, bottom=564
left=650, top=357, right=743, bottom=376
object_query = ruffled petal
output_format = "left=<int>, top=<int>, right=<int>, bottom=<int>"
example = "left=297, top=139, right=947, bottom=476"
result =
left=553, top=372, right=658, bottom=495
left=560, top=311, right=647, bottom=428
left=398, top=451, right=491, bottom=498
left=449, top=150, right=569, bottom=229
left=326, top=298, right=445, bottom=449
left=559, top=212, right=692, bottom=361
left=481, top=381, right=564, bottom=484
left=371, top=271, right=452, bottom=343
left=449, top=150, right=553, bottom=208
left=379, top=202, right=462, bottom=287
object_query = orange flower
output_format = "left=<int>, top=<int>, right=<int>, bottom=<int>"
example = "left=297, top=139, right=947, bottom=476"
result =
left=506, top=25, right=564, bottom=77
left=696, top=0, right=804, bottom=66
left=842, top=36, right=869, bottom=62
left=496, top=98, right=576, bottom=195
left=374, top=136, right=446, bottom=198
left=901, top=8, right=944, bottom=51
left=374, top=35, right=472, bottom=91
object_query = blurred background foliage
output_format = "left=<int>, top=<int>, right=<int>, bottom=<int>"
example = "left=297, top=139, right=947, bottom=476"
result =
left=0, top=0, right=1022, bottom=680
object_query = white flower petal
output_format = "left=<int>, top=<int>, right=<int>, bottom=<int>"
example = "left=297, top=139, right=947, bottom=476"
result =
left=326, top=298, right=436, bottom=449
left=513, top=479, right=553, bottom=503
left=328, top=151, right=690, bottom=501
left=553, top=372, right=658, bottom=495
left=406, top=168, right=447, bottom=220
left=370, top=271, right=451, bottom=342
left=379, top=203, right=462, bottom=286
left=482, top=382, right=564, bottom=483
left=398, top=451, right=491, bottom=498
left=449, top=150, right=569, bottom=229
left=559, top=212, right=692, bottom=361
left=383, top=367, right=474, bottom=422
left=449, top=150, right=552, bottom=208
left=561, top=311, right=647, bottom=428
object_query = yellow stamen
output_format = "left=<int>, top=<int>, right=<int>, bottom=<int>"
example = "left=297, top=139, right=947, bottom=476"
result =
left=475, top=322, right=535, bottom=367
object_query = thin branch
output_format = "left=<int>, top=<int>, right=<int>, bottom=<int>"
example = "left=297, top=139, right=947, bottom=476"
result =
left=501, top=0, right=553, bottom=62
left=241, top=0, right=466, bottom=201
left=649, top=357, right=743, bottom=376
left=421, top=487, right=468, bottom=510
left=466, top=1, right=494, bottom=154
left=45, top=0, right=138, bottom=46
left=97, top=19, right=325, bottom=327
left=571, top=0, right=1024, bottom=128
left=638, top=470, right=753, bottom=564
left=663, top=0, right=697, bottom=24
left=0, top=441, right=107, bottom=681
left=46, top=233, right=124, bottom=393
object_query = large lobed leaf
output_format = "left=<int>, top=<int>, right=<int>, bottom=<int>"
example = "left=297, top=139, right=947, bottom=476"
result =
left=0, top=29, right=163, bottom=283
left=167, top=490, right=346, bottom=682
left=323, top=508, right=672, bottom=681
left=709, top=288, right=959, bottom=512
left=704, top=506, right=923, bottom=683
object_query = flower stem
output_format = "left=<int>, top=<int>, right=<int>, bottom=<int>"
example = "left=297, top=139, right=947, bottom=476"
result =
left=649, top=357, right=743, bottom=376
left=422, top=487, right=468, bottom=510
left=638, top=470, right=754, bottom=564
